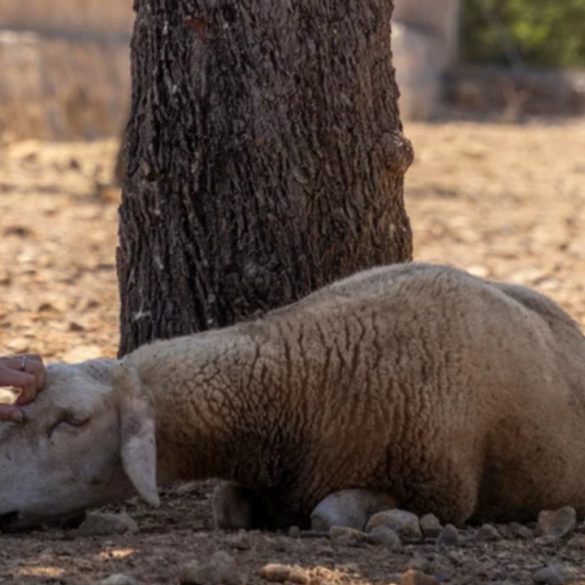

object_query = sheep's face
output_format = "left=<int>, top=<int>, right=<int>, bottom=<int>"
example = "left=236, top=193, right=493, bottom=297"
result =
left=0, top=360, right=158, bottom=530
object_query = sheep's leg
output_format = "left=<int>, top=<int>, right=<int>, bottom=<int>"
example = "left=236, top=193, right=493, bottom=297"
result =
left=310, top=489, right=396, bottom=531
left=212, top=481, right=268, bottom=530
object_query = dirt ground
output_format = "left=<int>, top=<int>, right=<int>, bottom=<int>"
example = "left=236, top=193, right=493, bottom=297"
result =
left=2, top=120, right=585, bottom=584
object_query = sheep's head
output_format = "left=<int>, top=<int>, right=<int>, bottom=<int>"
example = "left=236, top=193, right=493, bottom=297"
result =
left=0, top=359, right=158, bottom=530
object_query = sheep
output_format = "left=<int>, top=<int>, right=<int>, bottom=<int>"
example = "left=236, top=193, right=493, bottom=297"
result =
left=1, top=262, right=585, bottom=531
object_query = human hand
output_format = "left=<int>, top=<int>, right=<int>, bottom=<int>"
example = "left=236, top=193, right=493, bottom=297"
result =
left=0, top=354, right=46, bottom=422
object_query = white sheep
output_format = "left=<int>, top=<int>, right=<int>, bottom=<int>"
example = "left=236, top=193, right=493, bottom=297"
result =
left=0, top=262, right=584, bottom=530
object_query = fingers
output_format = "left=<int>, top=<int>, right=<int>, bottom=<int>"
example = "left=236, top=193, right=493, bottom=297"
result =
left=24, top=355, right=46, bottom=392
left=0, top=404, right=25, bottom=423
left=0, top=354, right=46, bottom=395
left=0, top=367, right=37, bottom=405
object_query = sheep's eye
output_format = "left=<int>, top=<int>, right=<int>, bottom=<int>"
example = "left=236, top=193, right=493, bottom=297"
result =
left=49, top=415, right=90, bottom=437
left=64, top=417, right=89, bottom=428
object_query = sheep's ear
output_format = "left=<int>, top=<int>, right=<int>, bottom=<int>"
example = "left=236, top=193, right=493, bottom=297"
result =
left=114, top=365, right=160, bottom=507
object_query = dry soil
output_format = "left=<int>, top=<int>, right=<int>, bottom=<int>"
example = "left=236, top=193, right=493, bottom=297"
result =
left=1, top=120, right=585, bottom=584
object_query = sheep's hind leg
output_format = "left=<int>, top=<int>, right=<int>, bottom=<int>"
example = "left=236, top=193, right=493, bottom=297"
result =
left=212, top=481, right=268, bottom=530
left=310, top=489, right=396, bottom=531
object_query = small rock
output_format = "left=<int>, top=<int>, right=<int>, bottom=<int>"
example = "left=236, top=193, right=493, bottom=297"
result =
left=328, top=526, right=367, bottom=545
left=260, top=564, right=292, bottom=582
left=288, top=566, right=309, bottom=584
left=288, top=525, right=301, bottom=538
left=537, top=507, right=577, bottom=539
left=180, top=551, right=241, bottom=585
left=436, top=524, right=459, bottom=546
left=400, top=569, right=439, bottom=585
left=405, top=556, right=431, bottom=573
left=510, top=523, right=534, bottom=540
left=476, top=523, right=501, bottom=542
left=176, top=481, right=201, bottom=495
left=225, top=531, right=251, bottom=551
left=366, top=509, right=422, bottom=540
left=367, top=526, right=401, bottom=548
left=532, top=564, right=567, bottom=585
left=419, top=514, right=442, bottom=538
left=76, top=512, right=138, bottom=537
left=100, top=575, right=138, bottom=585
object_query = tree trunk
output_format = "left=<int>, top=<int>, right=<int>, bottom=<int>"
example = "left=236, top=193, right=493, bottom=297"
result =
left=117, top=0, right=413, bottom=357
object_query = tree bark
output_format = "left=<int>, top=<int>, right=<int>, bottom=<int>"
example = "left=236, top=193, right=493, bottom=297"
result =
left=117, top=0, right=413, bottom=356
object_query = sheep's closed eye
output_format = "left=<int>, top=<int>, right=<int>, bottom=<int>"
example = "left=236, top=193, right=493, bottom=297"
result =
left=48, top=415, right=90, bottom=438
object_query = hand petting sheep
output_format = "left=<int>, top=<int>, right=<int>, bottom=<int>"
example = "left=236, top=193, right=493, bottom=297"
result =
left=0, top=263, right=583, bottom=532
left=0, top=354, right=46, bottom=422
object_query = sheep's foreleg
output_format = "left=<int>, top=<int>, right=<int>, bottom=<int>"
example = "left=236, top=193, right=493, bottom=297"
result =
left=212, top=481, right=268, bottom=530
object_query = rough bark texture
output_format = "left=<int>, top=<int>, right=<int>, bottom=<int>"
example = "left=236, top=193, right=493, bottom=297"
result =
left=117, top=0, right=413, bottom=357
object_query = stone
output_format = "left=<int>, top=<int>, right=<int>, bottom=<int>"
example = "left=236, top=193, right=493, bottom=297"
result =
left=419, top=514, right=442, bottom=538
left=510, top=523, right=534, bottom=540
left=400, top=569, right=439, bottom=585
left=532, top=564, right=567, bottom=585
left=225, top=531, right=251, bottom=551
left=367, top=526, right=402, bottom=549
left=537, top=507, right=577, bottom=539
left=310, top=489, right=395, bottom=531
left=288, top=525, right=301, bottom=538
left=436, top=524, right=459, bottom=546
left=329, top=526, right=367, bottom=545
left=405, top=556, right=431, bottom=573
left=476, top=523, right=501, bottom=542
left=180, top=551, right=241, bottom=585
left=260, top=564, right=292, bottom=582
left=76, top=512, right=138, bottom=537
left=100, top=575, right=138, bottom=585
left=288, top=566, right=309, bottom=584
left=366, top=509, right=422, bottom=540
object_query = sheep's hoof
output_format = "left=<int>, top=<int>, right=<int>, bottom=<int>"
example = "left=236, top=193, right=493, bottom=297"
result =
left=310, top=489, right=396, bottom=531
left=212, top=481, right=266, bottom=530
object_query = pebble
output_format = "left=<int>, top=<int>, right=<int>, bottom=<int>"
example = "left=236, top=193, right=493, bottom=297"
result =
left=260, top=563, right=292, bottom=582
left=537, top=507, right=577, bottom=539
left=288, top=566, right=309, bottom=584
left=367, top=526, right=402, bottom=548
left=400, top=569, right=439, bottom=585
left=180, top=551, right=241, bottom=585
left=436, top=524, right=460, bottom=546
left=328, top=526, right=367, bottom=545
left=510, top=523, right=534, bottom=540
left=288, top=526, right=301, bottom=538
left=532, top=564, right=567, bottom=585
left=419, top=514, right=442, bottom=538
left=366, top=509, right=422, bottom=540
left=76, top=512, right=138, bottom=537
left=405, top=556, right=431, bottom=573
left=225, top=531, right=251, bottom=551
left=99, top=575, right=138, bottom=585
left=476, top=523, right=501, bottom=541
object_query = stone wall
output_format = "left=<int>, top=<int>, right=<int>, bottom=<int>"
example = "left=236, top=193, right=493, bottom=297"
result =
left=0, top=0, right=133, bottom=39
left=0, top=0, right=132, bottom=140
left=393, top=0, right=461, bottom=120
left=0, top=0, right=461, bottom=139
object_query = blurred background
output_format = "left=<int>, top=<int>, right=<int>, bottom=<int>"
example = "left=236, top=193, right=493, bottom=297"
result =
left=2, top=0, right=585, bottom=141
left=1, top=0, right=585, bottom=363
